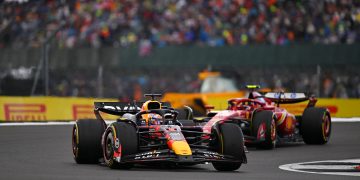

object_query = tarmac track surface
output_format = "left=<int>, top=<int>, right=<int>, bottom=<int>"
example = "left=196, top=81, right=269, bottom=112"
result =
left=0, top=122, right=359, bottom=180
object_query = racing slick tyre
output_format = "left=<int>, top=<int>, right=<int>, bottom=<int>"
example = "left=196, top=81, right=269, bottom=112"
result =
left=252, top=110, right=277, bottom=149
left=72, top=119, right=105, bottom=164
left=103, top=122, right=138, bottom=169
left=301, top=107, right=331, bottom=145
left=212, top=123, right=245, bottom=171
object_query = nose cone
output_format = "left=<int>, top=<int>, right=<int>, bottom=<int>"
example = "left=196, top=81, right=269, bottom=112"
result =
left=170, top=141, right=192, bottom=155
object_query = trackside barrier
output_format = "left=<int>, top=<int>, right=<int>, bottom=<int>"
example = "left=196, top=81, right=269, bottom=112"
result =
left=0, top=96, right=118, bottom=121
left=1, top=96, right=359, bottom=121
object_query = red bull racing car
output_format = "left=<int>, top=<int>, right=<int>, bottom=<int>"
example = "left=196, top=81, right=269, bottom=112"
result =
left=203, top=86, right=331, bottom=149
left=72, top=94, right=247, bottom=171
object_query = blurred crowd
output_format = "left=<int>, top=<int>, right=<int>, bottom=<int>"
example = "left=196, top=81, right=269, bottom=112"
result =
left=231, top=66, right=360, bottom=98
left=1, top=66, right=359, bottom=99
left=1, top=0, right=360, bottom=49
left=48, top=68, right=201, bottom=101
left=47, top=67, right=360, bottom=99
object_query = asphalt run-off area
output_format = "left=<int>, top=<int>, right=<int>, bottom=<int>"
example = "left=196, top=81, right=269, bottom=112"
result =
left=0, top=118, right=359, bottom=180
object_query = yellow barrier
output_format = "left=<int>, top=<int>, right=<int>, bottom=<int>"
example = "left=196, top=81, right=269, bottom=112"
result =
left=1, top=96, right=359, bottom=121
left=207, top=98, right=360, bottom=118
left=0, top=96, right=118, bottom=121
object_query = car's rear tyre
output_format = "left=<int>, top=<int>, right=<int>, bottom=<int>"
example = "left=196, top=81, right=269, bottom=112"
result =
left=301, top=107, right=331, bottom=144
left=103, top=122, right=138, bottom=169
left=212, top=123, right=245, bottom=171
left=72, top=119, right=105, bottom=164
left=252, top=110, right=276, bottom=149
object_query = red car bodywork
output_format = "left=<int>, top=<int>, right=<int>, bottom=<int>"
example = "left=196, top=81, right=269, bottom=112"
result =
left=204, top=91, right=331, bottom=147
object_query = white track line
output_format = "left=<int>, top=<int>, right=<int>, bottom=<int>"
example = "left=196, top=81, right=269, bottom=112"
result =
left=0, top=118, right=359, bottom=126
left=0, top=120, right=116, bottom=126
left=279, top=159, right=360, bottom=177
left=331, top=118, right=360, bottom=122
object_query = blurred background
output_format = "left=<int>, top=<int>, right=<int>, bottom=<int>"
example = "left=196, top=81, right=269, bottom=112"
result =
left=1, top=0, right=360, bottom=101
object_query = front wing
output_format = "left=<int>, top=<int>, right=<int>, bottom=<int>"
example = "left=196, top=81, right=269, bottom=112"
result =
left=119, top=149, right=247, bottom=164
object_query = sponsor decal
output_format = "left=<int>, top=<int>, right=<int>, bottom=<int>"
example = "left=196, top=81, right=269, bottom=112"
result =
left=290, top=93, right=296, bottom=98
left=4, top=104, right=46, bottom=121
left=72, top=105, right=94, bottom=120
left=319, top=105, right=338, bottom=114
left=168, top=132, right=184, bottom=141
left=103, top=105, right=140, bottom=111
left=134, top=151, right=160, bottom=160
left=273, top=92, right=280, bottom=98
left=202, top=151, right=224, bottom=159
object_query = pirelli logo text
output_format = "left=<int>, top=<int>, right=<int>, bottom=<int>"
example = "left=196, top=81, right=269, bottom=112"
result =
left=4, top=104, right=47, bottom=121
left=72, top=105, right=94, bottom=120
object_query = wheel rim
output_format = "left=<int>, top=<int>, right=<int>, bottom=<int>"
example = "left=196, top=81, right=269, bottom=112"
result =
left=72, top=126, right=78, bottom=156
left=322, top=115, right=330, bottom=139
left=270, top=119, right=276, bottom=141
left=105, top=132, right=114, bottom=160
left=257, top=123, right=266, bottom=140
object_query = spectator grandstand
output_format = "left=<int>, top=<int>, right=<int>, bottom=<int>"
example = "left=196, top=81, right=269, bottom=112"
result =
left=0, top=0, right=359, bottom=99
left=1, top=0, right=360, bottom=48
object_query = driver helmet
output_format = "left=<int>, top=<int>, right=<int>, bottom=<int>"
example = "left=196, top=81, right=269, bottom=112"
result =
left=141, top=100, right=162, bottom=125
left=148, top=113, right=163, bottom=125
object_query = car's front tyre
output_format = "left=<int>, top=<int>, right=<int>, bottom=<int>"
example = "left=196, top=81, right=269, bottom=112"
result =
left=212, top=123, right=245, bottom=171
left=103, top=122, right=138, bottom=169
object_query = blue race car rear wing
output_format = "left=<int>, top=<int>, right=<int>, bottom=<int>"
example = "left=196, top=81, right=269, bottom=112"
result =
left=94, top=102, right=141, bottom=116
left=94, top=102, right=172, bottom=116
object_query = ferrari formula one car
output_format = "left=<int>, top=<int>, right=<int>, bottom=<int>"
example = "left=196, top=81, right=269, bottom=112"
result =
left=203, top=86, right=331, bottom=149
left=72, top=94, right=247, bottom=171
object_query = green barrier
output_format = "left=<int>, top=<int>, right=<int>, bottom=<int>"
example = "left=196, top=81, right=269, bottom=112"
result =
left=1, top=45, right=359, bottom=68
